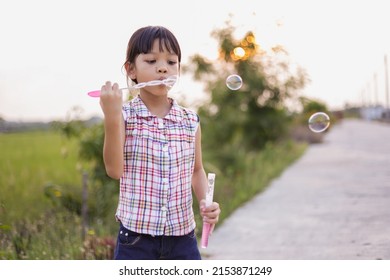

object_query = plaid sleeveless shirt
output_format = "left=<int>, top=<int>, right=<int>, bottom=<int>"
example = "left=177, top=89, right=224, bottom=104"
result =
left=115, top=96, right=199, bottom=236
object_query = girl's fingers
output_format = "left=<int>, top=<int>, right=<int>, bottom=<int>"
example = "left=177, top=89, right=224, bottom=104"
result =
left=99, top=81, right=123, bottom=116
left=112, top=82, right=119, bottom=91
left=203, top=206, right=220, bottom=224
left=209, top=224, right=215, bottom=236
left=100, top=85, right=106, bottom=95
left=203, top=215, right=219, bottom=224
left=102, top=81, right=113, bottom=95
left=200, top=200, right=220, bottom=224
left=113, top=83, right=123, bottom=97
left=100, top=81, right=123, bottom=98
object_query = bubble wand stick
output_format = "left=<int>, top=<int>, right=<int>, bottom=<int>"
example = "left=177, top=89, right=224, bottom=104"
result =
left=86, top=76, right=178, bottom=97
left=201, top=173, right=215, bottom=249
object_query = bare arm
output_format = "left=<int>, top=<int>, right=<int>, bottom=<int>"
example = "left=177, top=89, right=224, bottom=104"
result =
left=192, top=124, right=220, bottom=226
left=192, top=125, right=207, bottom=202
left=100, top=81, right=125, bottom=179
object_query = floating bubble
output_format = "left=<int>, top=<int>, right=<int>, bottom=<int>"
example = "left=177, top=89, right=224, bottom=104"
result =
left=226, top=74, right=243, bottom=90
left=308, top=112, right=330, bottom=133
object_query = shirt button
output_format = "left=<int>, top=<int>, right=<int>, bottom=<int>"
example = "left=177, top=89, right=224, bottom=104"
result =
left=162, top=178, right=168, bottom=184
left=162, top=145, right=169, bottom=152
left=158, top=119, right=164, bottom=129
left=161, top=206, right=168, bottom=212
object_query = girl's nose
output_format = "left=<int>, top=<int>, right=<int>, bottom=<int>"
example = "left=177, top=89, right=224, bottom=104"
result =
left=157, top=64, right=168, bottom=73
left=158, top=67, right=168, bottom=73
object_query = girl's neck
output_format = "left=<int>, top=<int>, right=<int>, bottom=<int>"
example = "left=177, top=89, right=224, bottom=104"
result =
left=139, top=92, right=172, bottom=118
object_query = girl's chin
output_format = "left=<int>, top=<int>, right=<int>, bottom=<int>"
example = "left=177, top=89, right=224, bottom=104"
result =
left=141, top=87, right=169, bottom=96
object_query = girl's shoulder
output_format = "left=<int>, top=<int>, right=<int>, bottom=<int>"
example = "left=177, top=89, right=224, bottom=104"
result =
left=173, top=101, right=199, bottom=123
left=121, top=100, right=134, bottom=120
left=122, top=96, right=146, bottom=119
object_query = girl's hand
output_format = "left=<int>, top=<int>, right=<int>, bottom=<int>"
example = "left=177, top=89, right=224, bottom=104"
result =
left=99, top=81, right=123, bottom=118
left=200, top=200, right=221, bottom=234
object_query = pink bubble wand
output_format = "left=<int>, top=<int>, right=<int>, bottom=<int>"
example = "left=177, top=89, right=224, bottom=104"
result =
left=87, top=76, right=178, bottom=97
left=201, top=173, right=216, bottom=249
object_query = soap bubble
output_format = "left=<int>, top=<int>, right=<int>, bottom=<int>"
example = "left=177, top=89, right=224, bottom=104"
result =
left=308, top=112, right=330, bottom=133
left=226, top=74, right=243, bottom=90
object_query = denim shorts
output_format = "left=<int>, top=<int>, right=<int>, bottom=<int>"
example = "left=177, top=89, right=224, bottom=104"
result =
left=114, top=222, right=201, bottom=260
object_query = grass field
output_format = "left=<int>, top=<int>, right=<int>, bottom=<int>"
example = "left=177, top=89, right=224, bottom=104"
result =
left=0, top=131, right=81, bottom=223
left=0, top=129, right=307, bottom=259
left=0, top=130, right=92, bottom=259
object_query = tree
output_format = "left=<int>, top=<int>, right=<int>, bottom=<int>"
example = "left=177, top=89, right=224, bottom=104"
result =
left=184, top=21, right=308, bottom=165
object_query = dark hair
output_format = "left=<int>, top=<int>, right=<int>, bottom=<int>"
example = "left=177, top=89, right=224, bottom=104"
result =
left=124, top=26, right=181, bottom=83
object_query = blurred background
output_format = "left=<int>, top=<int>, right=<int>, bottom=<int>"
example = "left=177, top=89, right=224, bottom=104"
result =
left=1, top=0, right=389, bottom=259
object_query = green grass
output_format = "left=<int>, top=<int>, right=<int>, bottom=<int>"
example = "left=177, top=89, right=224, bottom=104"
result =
left=0, top=131, right=92, bottom=259
left=0, top=131, right=81, bottom=223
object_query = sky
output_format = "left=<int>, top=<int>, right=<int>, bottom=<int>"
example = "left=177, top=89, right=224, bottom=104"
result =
left=1, top=0, right=390, bottom=122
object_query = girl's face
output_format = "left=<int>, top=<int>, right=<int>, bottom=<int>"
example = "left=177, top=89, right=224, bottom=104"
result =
left=129, top=39, right=179, bottom=95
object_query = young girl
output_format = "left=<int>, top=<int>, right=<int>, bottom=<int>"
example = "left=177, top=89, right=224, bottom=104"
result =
left=99, top=26, right=221, bottom=260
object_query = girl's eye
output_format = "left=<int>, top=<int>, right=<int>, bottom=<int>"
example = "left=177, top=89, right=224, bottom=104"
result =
left=145, top=60, right=156, bottom=64
left=168, top=60, right=177, bottom=65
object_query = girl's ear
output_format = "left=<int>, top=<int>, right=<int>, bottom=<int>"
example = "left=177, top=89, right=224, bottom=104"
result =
left=125, top=62, right=136, bottom=80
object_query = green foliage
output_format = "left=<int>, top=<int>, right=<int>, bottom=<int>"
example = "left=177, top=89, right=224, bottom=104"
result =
left=0, top=131, right=80, bottom=224
left=2, top=211, right=97, bottom=259
left=184, top=21, right=311, bottom=238
left=185, top=22, right=308, bottom=172
left=0, top=131, right=86, bottom=259
left=299, top=97, right=330, bottom=123
left=77, top=123, right=119, bottom=222
left=54, top=115, right=119, bottom=221
left=0, top=130, right=116, bottom=259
